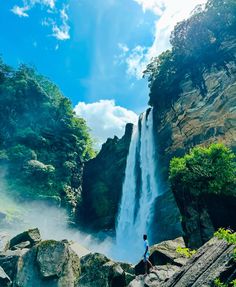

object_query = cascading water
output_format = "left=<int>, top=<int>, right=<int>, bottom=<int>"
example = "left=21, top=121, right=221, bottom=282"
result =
left=115, top=108, right=160, bottom=263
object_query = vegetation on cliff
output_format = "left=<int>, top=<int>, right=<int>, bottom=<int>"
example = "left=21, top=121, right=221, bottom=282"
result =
left=144, top=0, right=236, bottom=108
left=169, top=143, right=236, bottom=196
left=0, top=59, right=95, bottom=206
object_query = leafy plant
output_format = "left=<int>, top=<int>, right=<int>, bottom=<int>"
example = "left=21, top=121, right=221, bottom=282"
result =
left=169, top=143, right=236, bottom=196
left=214, top=228, right=236, bottom=245
left=176, top=246, right=196, bottom=258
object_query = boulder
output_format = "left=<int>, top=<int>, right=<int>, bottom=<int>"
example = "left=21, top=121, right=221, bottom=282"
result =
left=129, top=265, right=180, bottom=287
left=9, top=228, right=41, bottom=250
left=135, top=237, right=187, bottom=275
left=0, top=249, right=27, bottom=281
left=0, top=233, right=10, bottom=252
left=14, top=239, right=81, bottom=287
left=78, top=252, right=126, bottom=287
left=0, top=266, right=12, bottom=287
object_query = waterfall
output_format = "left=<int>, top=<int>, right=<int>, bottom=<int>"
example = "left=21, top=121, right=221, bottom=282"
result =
left=115, top=108, right=159, bottom=263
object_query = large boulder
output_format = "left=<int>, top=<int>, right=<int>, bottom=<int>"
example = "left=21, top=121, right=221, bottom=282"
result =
left=14, top=239, right=81, bottom=287
left=135, top=237, right=187, bottom=275
left=78, top=252, right=127, bottom=287
left=0, top=266, right=12, bottom=287
left=0, top=249, right=27, bottom=281
left=9, top=228, right=41, bottom=250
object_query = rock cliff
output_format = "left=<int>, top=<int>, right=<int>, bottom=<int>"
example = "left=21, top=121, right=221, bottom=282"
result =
left=80, top=123, right=133, bottom=231
left=152, top=40, right=236, bottom=248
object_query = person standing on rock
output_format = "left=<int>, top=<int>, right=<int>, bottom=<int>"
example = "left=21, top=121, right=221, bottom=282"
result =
left=143, top=234, right=153, bottom=275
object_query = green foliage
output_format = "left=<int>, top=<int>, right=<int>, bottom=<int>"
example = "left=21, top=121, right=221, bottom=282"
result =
left=214, top=228, right=236, bottom=245
left=176, top=246, right=196, bottom=258
left=144, top=0, right=236, bottom=108
left=0, top=58, right=95, bottom=203
left=214, top=278, right=236, bottom=287
left=214, top=278, right=228, bottom=287
left=169, top=143, right=236, bottom=196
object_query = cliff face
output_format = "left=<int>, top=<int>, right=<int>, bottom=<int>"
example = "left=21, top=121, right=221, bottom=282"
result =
left=79, top=124, right=133, bottom=231
left=152, top=40, right=236, bottom=248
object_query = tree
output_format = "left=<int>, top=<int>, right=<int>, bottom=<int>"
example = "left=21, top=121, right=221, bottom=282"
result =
left=169, top=143, right=236, bottom=196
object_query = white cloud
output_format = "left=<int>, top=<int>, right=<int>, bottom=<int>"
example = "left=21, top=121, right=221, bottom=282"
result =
left=118, top=43, right=129, bottom=53
left=11, top=0, right=70, bottom=41
left=74, top=100, right=138, bottom=148
left=126, top=0, right=207, bottom=78
left=11, top=5, right=30, bottom=17
left=52, top=6, right=70, bottom=40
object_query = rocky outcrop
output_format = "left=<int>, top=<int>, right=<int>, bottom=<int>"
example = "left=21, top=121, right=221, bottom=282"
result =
left=128, top=237, right=236, bottom=287
left=152, top=40, right=236, bottom=248
left=0, top=229, right=135, bottom=287
left=1, top=230, right=236, bottom=287
left=80, top=123, right=133, bottom=231
left=135, top=237, right=187, bottom=275
left=78, top=252, right=134, bottom=287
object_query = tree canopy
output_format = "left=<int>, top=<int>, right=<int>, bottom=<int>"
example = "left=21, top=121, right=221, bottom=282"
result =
left=169, top=143, right=236, bottom=196
left=0, top=59, right=95, bottom=205
left=144, top=0, right=236, bottom=108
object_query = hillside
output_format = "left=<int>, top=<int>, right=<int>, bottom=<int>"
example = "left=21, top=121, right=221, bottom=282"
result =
left=0, top=61, right=95, bottom=218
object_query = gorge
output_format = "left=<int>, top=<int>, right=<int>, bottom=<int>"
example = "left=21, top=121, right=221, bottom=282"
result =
left=0, top=0, right=236, bottom=285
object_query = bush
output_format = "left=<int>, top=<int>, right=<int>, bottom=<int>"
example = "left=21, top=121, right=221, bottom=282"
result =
left=169, top=143, right=236, bottom=196
left=176, top=246, right=196, bottom=258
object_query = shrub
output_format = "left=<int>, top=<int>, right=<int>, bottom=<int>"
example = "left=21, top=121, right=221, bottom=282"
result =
left=169, top=143, right=236, bottom=196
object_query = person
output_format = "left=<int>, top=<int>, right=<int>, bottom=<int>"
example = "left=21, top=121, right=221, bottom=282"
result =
left=143, top=234, right=153, bottom=275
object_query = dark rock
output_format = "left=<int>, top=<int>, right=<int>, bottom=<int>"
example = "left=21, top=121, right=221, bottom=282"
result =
left=78, top=252, right=127, bottom=287
left=0, top=266, right=11, bottom=287
left=0, top=249, right=27, bottom=281
left=80, top=123, right=133, bottom=231
left=9, top=228, right=41, bottom=250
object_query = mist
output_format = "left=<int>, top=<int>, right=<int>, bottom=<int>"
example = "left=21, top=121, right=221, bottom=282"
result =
left=0, top=190, right=117, bottom=260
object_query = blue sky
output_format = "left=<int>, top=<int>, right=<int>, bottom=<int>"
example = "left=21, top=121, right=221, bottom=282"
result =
left=0, top=0, right=206, bottom=146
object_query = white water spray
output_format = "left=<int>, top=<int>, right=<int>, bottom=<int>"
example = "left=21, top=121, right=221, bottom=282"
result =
left=116, top=108, right=160, bottom=263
